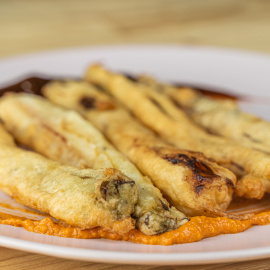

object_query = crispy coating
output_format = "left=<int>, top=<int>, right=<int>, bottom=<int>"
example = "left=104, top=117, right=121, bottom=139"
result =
left=0, top=93, right=188, bottom=235
left=0, top=125, right=138, bottom=234
left=42, top=80, right=236, bottom=218
left=85, top=65, right=270, bottom=200
left=235, top=175, right=270, bottom=200
left=139, top=78, right=270, bottom=153
left=138, top=76, right=270, bottom=199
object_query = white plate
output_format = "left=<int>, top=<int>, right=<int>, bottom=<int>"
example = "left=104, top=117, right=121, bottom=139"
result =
left=1, top=45, right=270, bottom=265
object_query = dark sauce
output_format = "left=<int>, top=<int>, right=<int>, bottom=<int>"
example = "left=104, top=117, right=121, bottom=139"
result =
left=174, top=83, right=238, bottom=100
left=0, top=74, right=238, bottom=101
left=0, top=76, right=51, bottom=97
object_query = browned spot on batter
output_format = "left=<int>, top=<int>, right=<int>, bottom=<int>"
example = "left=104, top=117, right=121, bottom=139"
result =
left=80, top=96, right=96, bottom=109
left=149, top=97, right=168, bottom=115
left=92, top=83, right=107, bottom=93
left=231, top=162, right=245, bottom=174
left=171, top=97, right=185, bottom=110
left=162, top=153, right=221, bottom=194
left=79, top=176, right=92, bottom=179
left=226, top=178, right=235, bottom=189
left=41, top=123, right=67, bottom=143
left=243, top=133, right=261, bottom=143
left=159, top=199, right=169, bottom=211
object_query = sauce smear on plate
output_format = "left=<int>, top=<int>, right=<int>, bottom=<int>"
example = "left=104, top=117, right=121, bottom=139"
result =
left=1, top=197, right=270, bottom=245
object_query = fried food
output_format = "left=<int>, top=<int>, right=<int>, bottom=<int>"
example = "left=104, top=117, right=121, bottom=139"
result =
left=85, top=65, right=270, bottom=200
left=139, top=77, right=270, bottom=153
left=42, top=79, right=237, bottom=218
left=0, top=124, right=138, bottom=234
left=235, top=174, right=270, bottom=199
left=0, top=93, right=188, bottom=235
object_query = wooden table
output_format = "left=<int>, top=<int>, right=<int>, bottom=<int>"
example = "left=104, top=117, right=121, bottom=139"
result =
left=1, top=0, right=270, bottom=269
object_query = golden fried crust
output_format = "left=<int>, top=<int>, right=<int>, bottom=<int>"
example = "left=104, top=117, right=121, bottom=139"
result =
left=0, top=93, right=188, bottom=235
left=0, top=124, right=138, bottom=235
left=85, top=65, right=270, bottom=200
left=138, top=76, right=270, bottom=200
left=145, top=79, right=270, bottom=154
left=42, top=80, right=236, bottom=218
left=235, top=175, right=270, bottom=200
left=0, top=93, right=99, bottom=169
left=0, top=122, right=15, bottom=146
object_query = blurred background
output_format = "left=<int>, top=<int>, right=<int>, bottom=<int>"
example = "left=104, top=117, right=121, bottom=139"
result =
left=1, top=0, right=270, bottom=58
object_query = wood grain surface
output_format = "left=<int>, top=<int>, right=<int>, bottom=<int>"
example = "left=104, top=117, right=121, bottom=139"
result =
left=1, top=0, right=270, bottom=269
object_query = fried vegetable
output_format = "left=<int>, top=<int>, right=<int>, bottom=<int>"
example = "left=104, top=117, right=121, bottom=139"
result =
left=0, top=124, right=137, bottom=234
left=139, top=77, right=270, bottom=153
left=42, top=79, right=237, bottom=218
left=0, top=93, right=188, bottom=235
left=85, top=65, right=270, bottom=200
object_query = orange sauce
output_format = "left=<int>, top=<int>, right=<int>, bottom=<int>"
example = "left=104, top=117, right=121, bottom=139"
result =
left=0, top=202, right=48, bottom=216
left=1, top=206, right=270, bottom=246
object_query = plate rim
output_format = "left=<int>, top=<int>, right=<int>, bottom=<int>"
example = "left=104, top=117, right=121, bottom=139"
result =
left=1, top=44, right=270, bottom=265
left=1, top=43, right=270, bottom=63
left=1, top=233, right=270, bottom=265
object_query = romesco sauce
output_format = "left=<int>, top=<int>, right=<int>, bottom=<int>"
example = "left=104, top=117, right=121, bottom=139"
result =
left=1, top=196, right=270, bottom=246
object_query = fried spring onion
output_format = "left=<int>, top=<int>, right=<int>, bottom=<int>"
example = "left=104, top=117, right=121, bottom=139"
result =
left=0, top=124, right=138, bottom=234
left=138, top=77, right=270, bottom=154
left=0, top=93, right=188, bottom=235
left=42, top=80, right=237, bottom=218
left=85, top=65, right=270, bottom=200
